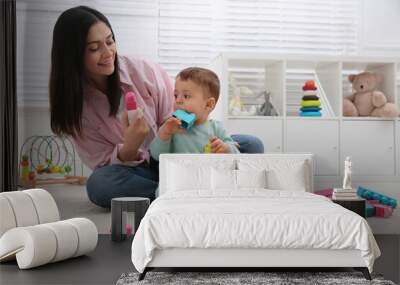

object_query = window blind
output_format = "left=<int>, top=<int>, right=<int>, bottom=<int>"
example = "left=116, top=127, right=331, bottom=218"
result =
left=158, top=0, right=214, bottom=76
left=159, top=0, right=359, bottom=78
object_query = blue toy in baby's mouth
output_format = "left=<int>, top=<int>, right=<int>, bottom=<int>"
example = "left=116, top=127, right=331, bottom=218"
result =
left=172, top=109, right=197, bottom=129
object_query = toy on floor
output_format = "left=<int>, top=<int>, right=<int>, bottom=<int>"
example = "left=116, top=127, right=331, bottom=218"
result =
left=373, top=203, right=394, bottom=218
left=314, top=188, right=333, bottom=198
left=316, top=186, right=397, bottom=218
left=343, top=72, right=399, bottom=117
left=19, top=135, right=87, bottom=188
left=365, top=203, right=375, bottom=217
left=357, top=186, right=397, bottom=209
left=172, top=109, right=196, bottom=129
left=366, top=200, right=394, bottom=218
left=358, top=186, right=397, bottom=218
left=299, top=80, right=322, bottom=117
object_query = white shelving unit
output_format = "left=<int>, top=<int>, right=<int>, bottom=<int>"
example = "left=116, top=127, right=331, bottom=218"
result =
left=210, top=53, right=400, bottom=181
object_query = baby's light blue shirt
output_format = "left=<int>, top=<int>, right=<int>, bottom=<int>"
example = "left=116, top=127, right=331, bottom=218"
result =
left=149, top=119, right=239, bottom=160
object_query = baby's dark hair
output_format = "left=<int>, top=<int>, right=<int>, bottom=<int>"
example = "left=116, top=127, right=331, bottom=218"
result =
left=177, top=67, right=220, bottom=103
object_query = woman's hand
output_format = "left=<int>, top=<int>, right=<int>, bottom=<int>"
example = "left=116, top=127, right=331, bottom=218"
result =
left=158, top=117, right=186, bottom=141
left=209, top=136, right=231, bottom=153
left=118, top=109, right=150, bottom=161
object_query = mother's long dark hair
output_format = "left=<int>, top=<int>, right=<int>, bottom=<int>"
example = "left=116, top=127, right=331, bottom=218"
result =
left=49, top=6, right=121, bottom=137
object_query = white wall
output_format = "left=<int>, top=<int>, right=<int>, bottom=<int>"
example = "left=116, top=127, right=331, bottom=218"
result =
left=359, top=0, right=400, bottom=56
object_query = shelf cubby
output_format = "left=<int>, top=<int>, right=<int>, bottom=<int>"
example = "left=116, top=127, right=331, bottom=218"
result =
left=225, top=58, right=284, bottom=118
left=341, top=61, right=397, bottom=117
left=285, top=60, right=339, bottom=118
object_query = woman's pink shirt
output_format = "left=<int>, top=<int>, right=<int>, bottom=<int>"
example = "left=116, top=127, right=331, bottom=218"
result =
left=72, top=56, right=174, bottom=170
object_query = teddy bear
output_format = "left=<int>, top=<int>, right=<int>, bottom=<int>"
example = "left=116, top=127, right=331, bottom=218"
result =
left=343, top=72, right=399, bottom=117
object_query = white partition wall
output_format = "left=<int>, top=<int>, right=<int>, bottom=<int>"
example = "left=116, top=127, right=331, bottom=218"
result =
left=316, top=62, right=342, bottom=117
left=208, top=54, right=224, bottom=121
left=265, top=60, right=285, bottom=116
left=366, top=63, right=397, bottom=105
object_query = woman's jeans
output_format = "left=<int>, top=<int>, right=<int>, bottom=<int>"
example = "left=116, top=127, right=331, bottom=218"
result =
left=86, top=134, right=264, bottom=208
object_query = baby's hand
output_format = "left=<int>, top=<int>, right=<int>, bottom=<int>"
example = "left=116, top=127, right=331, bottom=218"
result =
left=159, top=117, right=185, bottom=141
left=209, top=136, right=231, bottom=153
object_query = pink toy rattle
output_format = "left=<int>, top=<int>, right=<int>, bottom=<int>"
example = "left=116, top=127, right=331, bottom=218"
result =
left=125, top=92, right=138, bottom=124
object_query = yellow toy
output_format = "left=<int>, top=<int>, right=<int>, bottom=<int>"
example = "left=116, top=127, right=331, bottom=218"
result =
left=229, top=95, right=244, bottom=116
left=204, top=142, right=212, bottom=154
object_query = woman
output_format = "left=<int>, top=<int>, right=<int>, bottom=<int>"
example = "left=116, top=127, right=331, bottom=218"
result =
left=49, top=6, right=264, bottom=208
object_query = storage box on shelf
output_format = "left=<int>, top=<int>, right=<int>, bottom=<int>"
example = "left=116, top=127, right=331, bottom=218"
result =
left=209, top=53, right=399, bottom=179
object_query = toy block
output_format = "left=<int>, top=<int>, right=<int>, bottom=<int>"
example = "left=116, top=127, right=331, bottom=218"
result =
left=357, top=186, right=397, bottom=209
left=315, top=188, right=333, bottom=198
left=172, top=109, right=196, bottom=129
left=365, top=203, right=375, bottom=217
left=172, top=109, right=197, bottom=129
left=374, top=203, right=393, bottom=218
left=204, top=142, right=212, bottom=154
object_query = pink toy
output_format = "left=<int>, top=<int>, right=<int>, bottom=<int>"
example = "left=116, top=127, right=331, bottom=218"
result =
left=125, top=92, right=137, bottom=110
left=125, top=92, right=138, bottom=124
left=374, top=203, right=393, bottom=218
left=315, top=188, right=333, bottom=198
left=126, top=224, right=133, bottom=236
